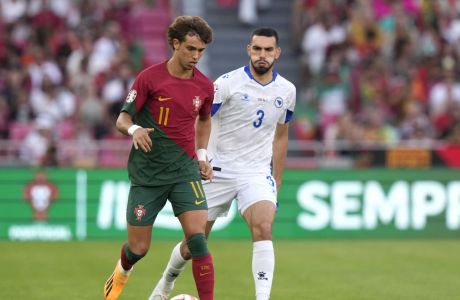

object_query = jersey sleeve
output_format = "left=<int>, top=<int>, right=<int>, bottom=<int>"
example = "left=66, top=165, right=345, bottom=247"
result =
left=121, top=70, right=150, bottom=117
left=199, top=80, right=214, bottom=117
left=211, top=73, right=231, bottom=116
left=278, top=84, right=296, bottom=124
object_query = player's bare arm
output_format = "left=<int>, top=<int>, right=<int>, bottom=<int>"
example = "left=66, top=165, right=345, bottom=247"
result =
left=272, top=122, right=289, bottom=192
left=195, top=114, right=213, bottom=180
left=116, top=112, right=154, bottom=153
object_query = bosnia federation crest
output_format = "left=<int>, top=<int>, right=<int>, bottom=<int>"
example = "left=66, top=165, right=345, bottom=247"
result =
left=134, top=205, right=146, bottom=221
left=274, top=97, right=283, bottom=108
left=193, top=96, right=201, bottom=112
left=125, top=89, right=137, bottom=103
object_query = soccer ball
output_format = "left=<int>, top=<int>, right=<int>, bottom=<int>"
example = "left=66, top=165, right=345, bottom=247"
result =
left=170, top=294, right=198, bottom=300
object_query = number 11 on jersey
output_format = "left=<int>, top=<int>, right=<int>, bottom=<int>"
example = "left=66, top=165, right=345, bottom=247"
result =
left=158, top=106, right=170, bottom=126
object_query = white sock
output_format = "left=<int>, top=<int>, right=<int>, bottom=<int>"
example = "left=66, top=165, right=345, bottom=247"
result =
left=252, top=240, right=274, bottom=300
left=163, top=242, right=188, bottom=284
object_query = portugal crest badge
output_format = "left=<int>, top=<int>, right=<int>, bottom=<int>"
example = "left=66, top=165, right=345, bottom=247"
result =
left=192, top=96, right=201, bottom=112
left=23, top=171, right=58, bottom=221
left=134, top=205, right=146, bottom=221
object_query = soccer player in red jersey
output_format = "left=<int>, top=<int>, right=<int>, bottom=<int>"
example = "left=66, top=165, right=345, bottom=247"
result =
left=150, top=27, right=296, bottom=300
left=103, top=16, right=215, bottom=300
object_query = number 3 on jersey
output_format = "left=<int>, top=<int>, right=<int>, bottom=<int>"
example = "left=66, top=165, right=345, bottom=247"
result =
left=253, top=109, right=265, bottom=128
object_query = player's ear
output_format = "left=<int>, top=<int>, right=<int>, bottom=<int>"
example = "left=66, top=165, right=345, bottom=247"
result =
left=246, top=44, right=251, bottom=56
left=172, top=38, right=180, bottom=51
left=275, top=46, right=281, bottom=59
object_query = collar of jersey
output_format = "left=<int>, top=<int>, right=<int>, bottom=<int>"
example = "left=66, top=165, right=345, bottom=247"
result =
left=244, top=65, right=278, bottom=86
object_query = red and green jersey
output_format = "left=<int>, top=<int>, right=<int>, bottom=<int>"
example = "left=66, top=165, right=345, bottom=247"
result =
left=121, top=61, right=213, bottom=186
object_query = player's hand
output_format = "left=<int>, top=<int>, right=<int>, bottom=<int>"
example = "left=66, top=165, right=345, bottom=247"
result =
left=132, top=128, right=154, bottom=153
left=198, top=160, right=213, bottom=181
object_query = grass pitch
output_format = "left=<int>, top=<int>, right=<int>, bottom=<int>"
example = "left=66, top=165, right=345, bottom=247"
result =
left=1, top=239, right=459, bottom=300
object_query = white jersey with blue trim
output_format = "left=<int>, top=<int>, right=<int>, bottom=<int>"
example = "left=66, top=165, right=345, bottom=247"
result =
left=208, top=65, right=296, bottom=174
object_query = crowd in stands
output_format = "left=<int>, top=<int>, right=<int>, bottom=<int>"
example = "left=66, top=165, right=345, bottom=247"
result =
left=0, top=0, right=171, bottom=167
left=2, top=0, right=460, bottom=167
left=291, top=0, right=460, bottom=150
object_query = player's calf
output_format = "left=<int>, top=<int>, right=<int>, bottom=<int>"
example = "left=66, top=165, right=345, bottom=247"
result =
left=188, top=233, right=214, bottom=300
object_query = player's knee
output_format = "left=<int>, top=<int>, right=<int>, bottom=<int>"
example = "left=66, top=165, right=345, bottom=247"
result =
left=129, top=240, right=150, bottom=255
left=252, top=221, right=273, bottom=240
left=186, top=233, right=209, bottom=258
left=180, top=240, right=193, bottom=260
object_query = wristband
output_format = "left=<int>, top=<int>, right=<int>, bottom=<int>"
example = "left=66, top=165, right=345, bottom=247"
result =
left=196, top=148, right=207, bottom=161
left=127, top=125, right=142, bottom=136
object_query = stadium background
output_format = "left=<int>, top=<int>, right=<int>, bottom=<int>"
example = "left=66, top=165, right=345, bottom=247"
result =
left=0, top=0, right=459, bottom=299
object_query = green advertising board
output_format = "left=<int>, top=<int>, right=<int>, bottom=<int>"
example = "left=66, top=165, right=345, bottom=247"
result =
left=0, top=168, right=459, bottom=240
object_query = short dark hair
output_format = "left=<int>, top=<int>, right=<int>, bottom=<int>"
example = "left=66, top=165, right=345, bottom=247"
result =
left=167, top=16, right=213, bottom=48
left=250, top=27, right=279, bottom=46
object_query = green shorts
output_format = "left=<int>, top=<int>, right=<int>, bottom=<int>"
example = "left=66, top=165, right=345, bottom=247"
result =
left=127, top=180, right=207, bottom=226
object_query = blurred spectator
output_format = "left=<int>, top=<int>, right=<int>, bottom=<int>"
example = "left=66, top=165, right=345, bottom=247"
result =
left=19, top=116, right=55, bottom=166
left=28, top=0, right=77, bottom=23
left=351, top=56, right=389, bottom=113
left=101, top=60, right=135, bottom=121
left=315, top=63, right=349, bottom=136
left=29, top=75, right=76, bottom=123
left=324, top=111, right=365, bottom=154
left=428, top=70, right=460, bottom=138
left=69, top=120, right=99, bottom=168
left=66, top=31, right=96, bottom=91
left=0, top=0, right=27, bottom=24
left=78, top=84, right=108, bottom=139
left=348, top=3, right=384, bottom=60
left=1, top=67, right=32, bottom=122
left=301, top=12, right=347, bottom=82
left=446, top=122, right=460, bottom=145
left=0, top=94, right=10, bottom=138
left=26, top=44, right=62, bottom=89
left=361, top=106, right=399, bottom=145
left=40, top=140, right=59, bottom=166
left=436, top=122, right=460, bottom=167
left=238, top=0, right=271, bottom=26
left=11, top=90, right=33, bottom=123
left=90, top=20, right=122, bottom=75
left=399, top=101, right=435, bottom=144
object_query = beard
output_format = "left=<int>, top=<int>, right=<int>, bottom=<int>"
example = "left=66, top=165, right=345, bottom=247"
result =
left=251, top=59, right=273, bottom=75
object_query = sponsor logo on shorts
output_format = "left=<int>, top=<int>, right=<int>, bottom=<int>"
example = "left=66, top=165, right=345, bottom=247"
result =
left=195, top=199, right=206, bottom=205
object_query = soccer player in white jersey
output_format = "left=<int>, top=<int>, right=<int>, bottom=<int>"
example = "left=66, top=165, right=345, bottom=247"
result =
left=149, top=27, right=296, bottom=300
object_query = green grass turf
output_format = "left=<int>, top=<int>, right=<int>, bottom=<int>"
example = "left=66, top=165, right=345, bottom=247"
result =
left=1, top=239, right=459, bottom=300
